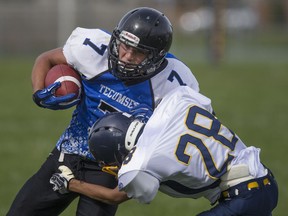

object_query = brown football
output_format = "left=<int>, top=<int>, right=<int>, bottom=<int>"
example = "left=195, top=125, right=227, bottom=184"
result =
left=45, top=64, right=81, bottom=100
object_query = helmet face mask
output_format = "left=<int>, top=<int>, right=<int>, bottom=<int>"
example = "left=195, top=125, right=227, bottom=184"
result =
left=108, top=7, right=173, bottom=81
left=109, top=38, right=157, bottom=80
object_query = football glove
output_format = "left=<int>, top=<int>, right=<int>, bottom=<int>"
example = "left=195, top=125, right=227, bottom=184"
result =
left=50, top=165, right=75, bottom=194
left=130, top=103, right=153, bottom=123
left=32, top=82, right=79, bottom=110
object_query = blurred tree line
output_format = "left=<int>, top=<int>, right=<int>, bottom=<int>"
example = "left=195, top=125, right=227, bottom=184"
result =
left=0, top=0, right=287, bottom=59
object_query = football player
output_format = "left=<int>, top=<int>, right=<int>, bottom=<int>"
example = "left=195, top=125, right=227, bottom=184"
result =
left=7, top=7, right=199, bottom=216
left=51, top=86, right=278, bottom=216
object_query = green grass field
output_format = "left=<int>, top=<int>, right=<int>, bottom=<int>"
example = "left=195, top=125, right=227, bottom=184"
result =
left=1, top=30, right=287, bottom=215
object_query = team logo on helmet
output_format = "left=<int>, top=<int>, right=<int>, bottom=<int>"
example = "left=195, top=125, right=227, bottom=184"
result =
left=119, top=30, right=140, bottom=47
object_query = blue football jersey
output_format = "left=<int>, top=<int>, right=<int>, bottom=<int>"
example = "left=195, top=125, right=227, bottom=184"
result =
left=56, top=27, right=200, bottom=160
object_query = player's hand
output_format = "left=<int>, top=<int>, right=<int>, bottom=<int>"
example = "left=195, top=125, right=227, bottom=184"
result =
left=130, top=104, right=153, bottom=123
left=32, top=82, right=79, bottom=110
left=49, top=165, right=75, bottom=194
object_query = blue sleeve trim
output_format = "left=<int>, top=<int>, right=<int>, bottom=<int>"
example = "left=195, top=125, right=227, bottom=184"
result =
left=165, top=52, right=178, bottom=60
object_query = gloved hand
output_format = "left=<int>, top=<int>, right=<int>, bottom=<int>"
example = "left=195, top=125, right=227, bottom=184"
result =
left=32, top=82, right=80, bottom=110
left=50, top=165, right=75, bottom=194
left=130, top=103, right=153, bottom=123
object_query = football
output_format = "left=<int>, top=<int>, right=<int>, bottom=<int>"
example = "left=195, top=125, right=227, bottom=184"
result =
left=45, top=64, right=82, bottom=101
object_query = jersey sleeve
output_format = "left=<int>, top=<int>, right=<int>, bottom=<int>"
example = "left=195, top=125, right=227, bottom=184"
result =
left=150, top=56, right=200, bottom=106
left=118, top=170, right=160, bottom=204
left=166, top=55, right=200, bottom=92
left=63, top=27, right=110, bottom=80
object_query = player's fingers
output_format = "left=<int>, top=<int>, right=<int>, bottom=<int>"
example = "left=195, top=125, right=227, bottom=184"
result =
left=47, top=81, right=61, bottom=92
left=45, top=94, right=76, bottom=105
left=57, top=93, right=76, bottom=102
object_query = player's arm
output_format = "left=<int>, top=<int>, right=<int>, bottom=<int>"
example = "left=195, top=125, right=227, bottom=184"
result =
left=31, top=48, right=78, bottom=110
left=50, top=165, right=129, bottom=205
left=31, top=47, right=66, bottom=93
left=69, top=179, right=130, bottom=205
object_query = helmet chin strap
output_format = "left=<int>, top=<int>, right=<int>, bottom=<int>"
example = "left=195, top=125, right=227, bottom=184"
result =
left=125, top=120, right=145, bottom=150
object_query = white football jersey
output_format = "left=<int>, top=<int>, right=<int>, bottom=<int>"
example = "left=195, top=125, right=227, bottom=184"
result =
left=118, top=86, right=267, bottom=204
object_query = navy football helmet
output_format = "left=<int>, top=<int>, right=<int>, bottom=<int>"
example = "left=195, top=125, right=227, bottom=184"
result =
left=88, top=112, right=145, bottom=166
left=108, top=7, right=173, bottom=81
